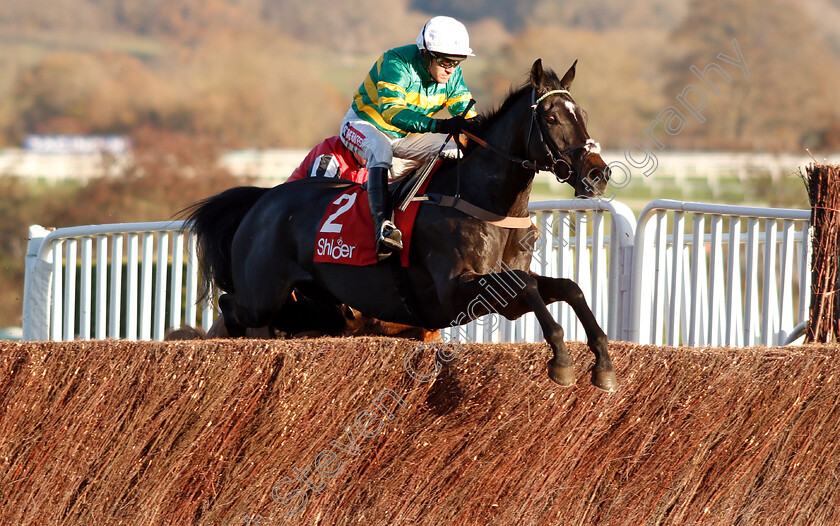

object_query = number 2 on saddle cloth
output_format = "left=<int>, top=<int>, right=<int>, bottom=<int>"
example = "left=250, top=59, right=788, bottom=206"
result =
left=313, top=166, right=437, bottom=267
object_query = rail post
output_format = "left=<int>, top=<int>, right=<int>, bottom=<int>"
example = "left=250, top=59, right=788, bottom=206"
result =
left=22, top=225, right=53, bottom=341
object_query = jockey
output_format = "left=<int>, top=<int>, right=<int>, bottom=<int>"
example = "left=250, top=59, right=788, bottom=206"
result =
left=340, top=15, right=479, bottom=260
left=286, top=135, right=368, bottom=183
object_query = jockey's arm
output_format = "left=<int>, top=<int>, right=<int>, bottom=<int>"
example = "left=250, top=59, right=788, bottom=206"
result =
left=378, top=88, right=436, bottom=135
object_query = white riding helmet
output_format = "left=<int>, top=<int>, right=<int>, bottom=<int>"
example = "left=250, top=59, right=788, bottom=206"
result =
left=415, top=16, right=474, bottom=58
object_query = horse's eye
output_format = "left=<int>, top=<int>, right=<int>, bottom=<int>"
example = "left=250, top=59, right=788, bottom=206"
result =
left=545, top=115, right=558, bottom=125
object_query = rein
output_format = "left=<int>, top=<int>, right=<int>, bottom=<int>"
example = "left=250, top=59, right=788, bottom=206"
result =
left=460, top=129, right=553, bottom=172
left=461, top=88, right=601, bottom=183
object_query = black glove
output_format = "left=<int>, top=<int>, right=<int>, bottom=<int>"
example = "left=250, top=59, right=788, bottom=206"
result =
left=463, top=114, right=487, bottom=135
left=434, top=115, right=467, bottom=135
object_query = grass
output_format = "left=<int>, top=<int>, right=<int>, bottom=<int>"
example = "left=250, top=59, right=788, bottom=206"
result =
left=531, top=169, right=810, bottom=215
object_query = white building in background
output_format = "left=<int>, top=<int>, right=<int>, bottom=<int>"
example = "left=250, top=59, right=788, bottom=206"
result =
left=23, top=135, right=130, bottom=154
left=0, top=140, right=310, bottom=187
left=1, top=135, right=132, bottom=184
left=2, top=138, right=839, bottom=190
left=218, top=148, right=310, bottom=186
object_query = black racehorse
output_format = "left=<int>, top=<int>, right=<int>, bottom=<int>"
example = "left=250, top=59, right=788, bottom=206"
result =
left=187, top=59, right=617, bottom=391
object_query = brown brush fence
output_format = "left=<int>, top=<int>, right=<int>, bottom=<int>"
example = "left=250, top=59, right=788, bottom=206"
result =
left=1, top=338, right=839, bottom=525
left=803, top=162, right=840, bottom=342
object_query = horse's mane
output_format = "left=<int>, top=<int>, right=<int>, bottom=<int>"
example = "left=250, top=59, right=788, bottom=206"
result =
left=454, top=65, right=565, bottom=158
left=482, top=66, right=563, bottom=127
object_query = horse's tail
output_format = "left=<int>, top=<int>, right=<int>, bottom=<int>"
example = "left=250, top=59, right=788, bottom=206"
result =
left=181, top=186, right=270, bottom=302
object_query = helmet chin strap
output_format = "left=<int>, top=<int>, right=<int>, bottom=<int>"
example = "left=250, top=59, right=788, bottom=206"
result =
left=420, top=50, right=435, bottom=78
left=419, top=20, right=433, bottom=76
left=421, top=50, right=430, bottom=69
left=422, top=20, right=433, bottom=76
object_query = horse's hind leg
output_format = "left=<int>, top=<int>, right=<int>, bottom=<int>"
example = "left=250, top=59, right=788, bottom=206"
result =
left=225, top=265, right=306, bottom=338
left=219, top=293, right=247, bottom=338
left=533, top=275, right=617, bottom=392
left=219, top=292, right=281, bottom=338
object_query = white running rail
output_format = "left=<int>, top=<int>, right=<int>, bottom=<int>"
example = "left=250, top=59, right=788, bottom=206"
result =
left=23, top=221, right=214, bottom=341
left=629, top=200, right=811, bottom=347
left=22, top=199, right=812, bottom=347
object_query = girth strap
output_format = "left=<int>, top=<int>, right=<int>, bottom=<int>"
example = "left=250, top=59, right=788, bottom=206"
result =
left=417, top=193, right=533, bottom=229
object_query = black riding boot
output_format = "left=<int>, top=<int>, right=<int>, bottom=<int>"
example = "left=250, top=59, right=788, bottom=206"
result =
left=367, top=166, right=403, bottom=260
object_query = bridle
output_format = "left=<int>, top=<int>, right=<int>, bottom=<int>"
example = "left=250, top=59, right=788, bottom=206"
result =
left=527, top=89, right=601, bottom=183
left=415, top=88, right=604, bottom=226
left=461, top=88, right=602, bottom=185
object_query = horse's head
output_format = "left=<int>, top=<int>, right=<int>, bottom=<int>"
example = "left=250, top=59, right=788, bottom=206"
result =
left=526, top=59, right=609, bottom=198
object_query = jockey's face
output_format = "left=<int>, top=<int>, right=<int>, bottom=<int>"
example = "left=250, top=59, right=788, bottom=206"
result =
left=425, top=51, right=457, bottom=83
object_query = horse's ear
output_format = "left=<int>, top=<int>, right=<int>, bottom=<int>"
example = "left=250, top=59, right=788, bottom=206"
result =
left=530, top=59, right=545, bottom=90
left=560, top=59, right=578, bottom=90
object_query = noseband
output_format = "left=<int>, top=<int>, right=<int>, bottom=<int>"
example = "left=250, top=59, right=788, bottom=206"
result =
left=527, top=89, right=601, bottom=183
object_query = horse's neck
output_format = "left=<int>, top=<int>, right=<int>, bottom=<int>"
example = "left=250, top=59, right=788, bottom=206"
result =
left=459, top=97, right=535, bottom=218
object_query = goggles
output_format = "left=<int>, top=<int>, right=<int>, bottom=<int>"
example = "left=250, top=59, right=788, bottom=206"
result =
left=430, top=52, right=463, bottom=69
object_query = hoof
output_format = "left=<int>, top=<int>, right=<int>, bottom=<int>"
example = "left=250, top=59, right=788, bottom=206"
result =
left=547, top=360, right=575, bottom=387
left=591, top=369, right=618, bottom=392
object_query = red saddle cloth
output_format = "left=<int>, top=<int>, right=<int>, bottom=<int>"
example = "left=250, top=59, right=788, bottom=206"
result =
left=313, top=171, right=434, bottom=267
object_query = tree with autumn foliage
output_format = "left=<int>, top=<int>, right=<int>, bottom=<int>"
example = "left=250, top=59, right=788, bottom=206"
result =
left=662, top=0, right=840, bottom=151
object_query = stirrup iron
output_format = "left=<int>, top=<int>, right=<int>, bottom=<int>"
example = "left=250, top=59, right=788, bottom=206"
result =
left=376, top=220, right=403, bottom=260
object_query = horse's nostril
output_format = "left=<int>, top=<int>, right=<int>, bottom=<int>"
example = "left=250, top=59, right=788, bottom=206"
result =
left=587, top=168, right=606, bottom=186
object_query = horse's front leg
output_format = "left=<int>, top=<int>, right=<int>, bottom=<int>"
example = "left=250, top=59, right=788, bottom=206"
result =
left=446, top=270, right=576, bottom=388
left=532, top=274, right=617, bottom=392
